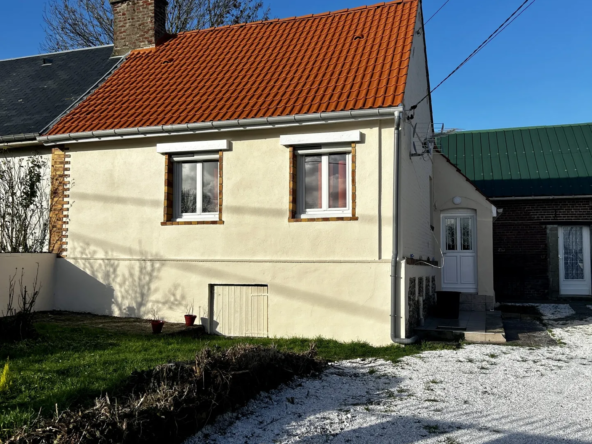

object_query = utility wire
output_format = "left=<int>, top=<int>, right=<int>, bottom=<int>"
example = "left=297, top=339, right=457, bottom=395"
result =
left=410, top=0, right=538, bottom=112
left=424, top=0, right=451, bottom=27
left=415, top=0, right=452, bottom=39
left=474, top=0, right=538, bottom=57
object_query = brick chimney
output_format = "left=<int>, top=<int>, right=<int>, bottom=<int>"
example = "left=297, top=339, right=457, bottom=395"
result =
left=109, top=0, right=168, bottom=56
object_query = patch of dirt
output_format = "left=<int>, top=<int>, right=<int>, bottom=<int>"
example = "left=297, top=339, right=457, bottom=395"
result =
left=32, top=311, right=204, bottom=337
left=502, top=318, right=557, bottom=347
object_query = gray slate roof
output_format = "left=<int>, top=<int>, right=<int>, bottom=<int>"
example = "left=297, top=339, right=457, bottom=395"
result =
left=0, top=45, right=120, bottom=142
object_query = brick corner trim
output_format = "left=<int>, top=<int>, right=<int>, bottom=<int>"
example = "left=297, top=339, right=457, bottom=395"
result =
left=50, top=146, right=70, bottom=257
left=288, top=143, right=357, bottom=223
left=162, top=152, right=224, bottom=226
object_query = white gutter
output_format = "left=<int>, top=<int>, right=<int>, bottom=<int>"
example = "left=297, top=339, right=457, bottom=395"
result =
left=390, top=110, right=417, bottom=345
left=1, top=140, right=42, bottom=148
left=37, top=107, right=403, bottom=146
left=491, top=195, right=592, bottom=201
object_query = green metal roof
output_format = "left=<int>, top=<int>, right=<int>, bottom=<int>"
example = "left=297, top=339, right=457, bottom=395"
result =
left=438, top=122, right=592, bottom=198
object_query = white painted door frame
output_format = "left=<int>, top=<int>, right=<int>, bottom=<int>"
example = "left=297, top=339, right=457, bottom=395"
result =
left=441, top=210, right=478, bottom=293
left=559, top=226, right=591, bottom=296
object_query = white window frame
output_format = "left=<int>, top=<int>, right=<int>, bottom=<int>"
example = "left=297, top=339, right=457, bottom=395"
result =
left=296, top=145, right=352, bottom=218
left=172, top=154, right=219, bottom=221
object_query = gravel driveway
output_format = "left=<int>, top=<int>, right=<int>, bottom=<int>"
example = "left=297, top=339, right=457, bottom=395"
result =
left=186, top=304, right=592, bottom=443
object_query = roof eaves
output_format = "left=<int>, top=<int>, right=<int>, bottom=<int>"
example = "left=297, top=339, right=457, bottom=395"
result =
left=0, top=133, right=39, bottom=143
left=39, top=106, right=403, bottom=145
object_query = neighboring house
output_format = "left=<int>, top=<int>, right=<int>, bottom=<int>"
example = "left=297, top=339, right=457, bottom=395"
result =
left=0, top=46, right=120, bottom=146
left=0, top=45, right=122, bottom=252
left=432, top=151, right=496, bottom=309
left=439, top=123, right=592, bottom=300
left=28, top=0, right=495, bottom=345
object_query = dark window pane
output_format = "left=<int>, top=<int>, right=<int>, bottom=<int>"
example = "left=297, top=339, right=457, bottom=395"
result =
left=202, top=162, right=219, bottom=213
left=461, top=217, right=473, bottom=250
left=328, top=154, right=347, bottom=209
left=563, top=227, right=584, bottom=280
left=445, top=218, right=457, bottom=251
left=304, top=156, right=322, bottom=209
left=181, top=163, right=197, bottom=213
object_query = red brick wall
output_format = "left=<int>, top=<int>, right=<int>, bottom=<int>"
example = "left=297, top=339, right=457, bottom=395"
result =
left=110, top=0, right=167, bottom=56
left=492, top=198, right=592, bottom=300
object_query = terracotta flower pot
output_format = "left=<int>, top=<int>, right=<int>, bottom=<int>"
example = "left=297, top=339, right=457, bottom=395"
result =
left=184, top=314, right=197, bottom=326
left=151, top=320, right=165, bottom=334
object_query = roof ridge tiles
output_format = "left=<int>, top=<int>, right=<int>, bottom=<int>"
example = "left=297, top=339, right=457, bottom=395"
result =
left=144, top=0, right=414, bottom=43
left=448, top=122, right=592, bottom=135
left=0, top=44, right=116, bottom=63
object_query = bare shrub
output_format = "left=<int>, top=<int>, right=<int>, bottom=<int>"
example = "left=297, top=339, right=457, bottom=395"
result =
left=43, top=0, right=271, bottom=52
left=0, top=265, right=41, bottom=342
left=7, top=343, right=324, bottom=443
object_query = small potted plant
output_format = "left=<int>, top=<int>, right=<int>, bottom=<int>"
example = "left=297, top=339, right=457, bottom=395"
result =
left=184, top=301, right=197, bottom=326
left=149, top=308, right=165, bottom=334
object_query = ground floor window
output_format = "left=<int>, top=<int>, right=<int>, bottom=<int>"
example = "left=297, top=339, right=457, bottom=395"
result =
left=298, top=150, right=351, bottom=217
left=161, top=152, right=224, bottom=226
left=559, top=225, right=591, bottom=295
left=288, top=144, right=357, bottom=222
left=175, top=161, right=219, bottom=220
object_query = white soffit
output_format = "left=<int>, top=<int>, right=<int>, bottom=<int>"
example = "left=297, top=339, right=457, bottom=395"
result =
left=156, top=140, right=229, bottom=154
left=280, top=130, right=361, bottom=146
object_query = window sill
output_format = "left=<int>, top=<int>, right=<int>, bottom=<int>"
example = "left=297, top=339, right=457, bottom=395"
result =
left=289, top=217, right=358, bottom=223
left=161, top=220, right=224, bottom=226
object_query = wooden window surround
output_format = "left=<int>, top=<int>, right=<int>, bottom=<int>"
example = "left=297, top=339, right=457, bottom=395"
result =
left=161, top=151, right=224, bottom=226
left=288, top=143, right=358, bottom=222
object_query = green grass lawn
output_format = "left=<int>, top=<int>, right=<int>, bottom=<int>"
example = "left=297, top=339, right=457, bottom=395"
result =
left=0, top=316, right=456, bottom=439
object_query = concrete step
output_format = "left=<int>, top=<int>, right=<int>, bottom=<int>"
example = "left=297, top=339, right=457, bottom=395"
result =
left=417, top=310, right=506, bottom=344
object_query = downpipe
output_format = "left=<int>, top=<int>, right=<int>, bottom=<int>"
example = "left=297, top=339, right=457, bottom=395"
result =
left=390, top=110, right=418, bottom=345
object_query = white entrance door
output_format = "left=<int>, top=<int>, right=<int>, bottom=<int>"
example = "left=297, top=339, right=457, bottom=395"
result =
left=441, top=212, right=477, bottom=292
left=559, top=226, right=591, bottom=296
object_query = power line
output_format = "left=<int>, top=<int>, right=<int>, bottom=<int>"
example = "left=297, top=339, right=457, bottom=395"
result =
left=409, top=0, right=538, bottom=112
left=415, top=0, right=452, bottom=39
left=424, top=0, right=451, bottom=27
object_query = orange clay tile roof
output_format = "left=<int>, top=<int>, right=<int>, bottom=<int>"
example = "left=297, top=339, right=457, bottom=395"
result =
left=48, top=0, right=418, bottom=135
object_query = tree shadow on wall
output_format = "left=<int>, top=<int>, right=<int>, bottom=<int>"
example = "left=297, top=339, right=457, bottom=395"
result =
left=56, top=242, right=184, bottom=319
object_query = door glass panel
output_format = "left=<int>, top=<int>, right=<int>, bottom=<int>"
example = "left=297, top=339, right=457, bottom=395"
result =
left=328, top=154, right=347, bottom=208
left=445, top=218, right=457, bottom=251
left=461, top=217, right=473, bottom=250
left=180, top=163, right=197, bottom=213
left=563, top=226, right=585, bottom=280
left=304, top=156, right=322, bottom=209
left=202, top=161, right=219, bottom=213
